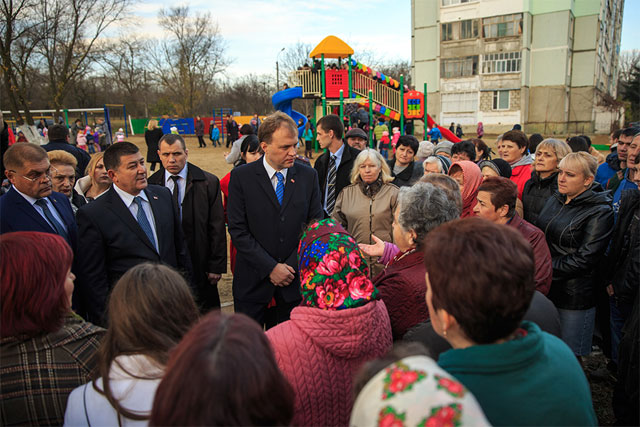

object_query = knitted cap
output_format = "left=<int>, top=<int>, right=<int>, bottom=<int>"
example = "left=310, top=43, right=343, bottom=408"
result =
left=434, top=141, right=453, bottom=156
left=478, top=159, right=512, bottom=178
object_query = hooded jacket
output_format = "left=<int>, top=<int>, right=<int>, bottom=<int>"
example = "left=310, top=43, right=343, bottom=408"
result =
left=537, top=184, right=614, bottom=309
left=266, top=301, right=392, bottom=426
left=509, top=154, right=534, bottom=200
left=522, top=171, right=559, bottom=227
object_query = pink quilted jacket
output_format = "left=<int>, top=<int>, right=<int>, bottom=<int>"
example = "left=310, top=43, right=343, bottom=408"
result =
left=266, top=300, right=392, bottom=426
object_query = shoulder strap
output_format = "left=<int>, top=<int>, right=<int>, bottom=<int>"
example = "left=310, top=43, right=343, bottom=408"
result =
left=83, top=383, right=92, bottom=426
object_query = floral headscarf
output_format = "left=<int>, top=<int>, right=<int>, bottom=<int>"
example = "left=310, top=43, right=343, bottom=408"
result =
left=449, top=160, right=482, bottom=218
left=298, top=218, right=378, bottom=310
left=350, top=355, right=489, bottom=427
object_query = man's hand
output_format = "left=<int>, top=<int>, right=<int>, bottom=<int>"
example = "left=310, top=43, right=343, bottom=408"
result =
left=270, top=263, right=295, bottom=287
left=223, top=152, right=230, bottom=157
left=606, top=284, right=614, bottom=297
left=359, top=234, right=385, bottom=257
left=207, top=273, right=222, bottom=286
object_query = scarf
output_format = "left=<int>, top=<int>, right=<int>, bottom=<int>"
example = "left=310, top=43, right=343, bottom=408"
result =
left=450, top=160, right=482, bottom=218
left=298, top=218, right=378, bottom=310
left=358, top=175, right=384, bottom=198
left=510, top=153, right=534, bottom=168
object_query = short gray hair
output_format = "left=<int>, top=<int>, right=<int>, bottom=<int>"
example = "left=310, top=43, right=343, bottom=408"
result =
left=397, top=182, right=459, bottom=248
left=423, top=156, right=442, bottom=173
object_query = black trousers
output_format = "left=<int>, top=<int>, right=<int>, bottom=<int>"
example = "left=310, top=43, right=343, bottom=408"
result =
left=234, top=289, right=300, bottom=330
left=197, top=135, right=206, bottom=147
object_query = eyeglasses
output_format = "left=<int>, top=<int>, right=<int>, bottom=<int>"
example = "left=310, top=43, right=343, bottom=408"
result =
left=8, top=166, right=54, bottom=182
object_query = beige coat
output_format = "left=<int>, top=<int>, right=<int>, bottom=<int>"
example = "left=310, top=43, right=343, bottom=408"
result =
left=332, top=182, right=399, bottom=274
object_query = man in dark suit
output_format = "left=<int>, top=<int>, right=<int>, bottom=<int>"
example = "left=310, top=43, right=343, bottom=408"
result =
left=76, top=141, right=192, bottom=325
left=148, top=134, right=227, bottom=312
left=1, top=143, right=78, bottom=251
left=41, top=124, right=90, bottom=179
left=314, top=114, right=360, bottom=216
left=228, top=112, right=323, bottom=328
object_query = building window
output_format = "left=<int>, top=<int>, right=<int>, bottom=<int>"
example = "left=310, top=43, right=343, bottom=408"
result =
left=441, top=56, right=479, bottom=78
left=442, top=92, right=478, bottom=112
left=441, top=0, right=473, bottom=6
left=441, top=19, right=478, bottom=41
left=492, top=90, right=510, bottom=110
left=482, top=52, right=521, bottom=74
left=482, top=13, right=523, bottom=38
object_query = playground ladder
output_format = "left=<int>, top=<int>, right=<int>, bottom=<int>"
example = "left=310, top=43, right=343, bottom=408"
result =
left=289, top=70, right=402, bottom=114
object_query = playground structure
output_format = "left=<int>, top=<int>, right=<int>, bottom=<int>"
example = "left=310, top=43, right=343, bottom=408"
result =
left=2, top=104, right=128, bottom=143
left=272, top=35, right=461, bottom=144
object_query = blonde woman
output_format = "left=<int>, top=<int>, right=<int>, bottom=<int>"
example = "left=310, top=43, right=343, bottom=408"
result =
left=522, top=138, right=572, bottom=226
left=144, top=119, right=163, bottom=171
left=332, top=149, right=399, bottom=276
left=536, top=152, right=613, bottom=357
left=74, top=152, right=111, bottom=203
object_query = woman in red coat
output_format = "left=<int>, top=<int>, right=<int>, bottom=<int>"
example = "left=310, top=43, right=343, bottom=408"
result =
left=266, top=219, right=392, bottom=426
left=373, top=182, right=460, bottom=340
left=498, top=129, right=533, bottom=199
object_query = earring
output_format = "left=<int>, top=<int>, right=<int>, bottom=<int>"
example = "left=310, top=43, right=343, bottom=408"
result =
left=443, top=329, right=448, bottom=337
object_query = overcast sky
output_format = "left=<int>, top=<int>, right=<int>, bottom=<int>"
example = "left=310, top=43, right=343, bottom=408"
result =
left=122, top=0, right=638, bottom=79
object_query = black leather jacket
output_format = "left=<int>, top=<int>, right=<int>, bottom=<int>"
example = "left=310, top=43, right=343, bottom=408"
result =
left=523, top=171, right=559, bottom=227
left=603, top=190, right=640, bottom=306
left=537, top=184, right=614, bottom=310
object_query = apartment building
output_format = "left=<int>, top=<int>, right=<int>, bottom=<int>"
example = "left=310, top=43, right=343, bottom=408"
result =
left=412, top=0, right=625, bottom=135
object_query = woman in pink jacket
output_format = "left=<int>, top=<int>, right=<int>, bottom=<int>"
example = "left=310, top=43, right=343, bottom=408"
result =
left=267, top=218, right=392, bottom=426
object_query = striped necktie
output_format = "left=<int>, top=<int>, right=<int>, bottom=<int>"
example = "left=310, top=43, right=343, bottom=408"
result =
left=275, top=172, right=285, bottom=205
left=326, top=155, right=337, bottom=215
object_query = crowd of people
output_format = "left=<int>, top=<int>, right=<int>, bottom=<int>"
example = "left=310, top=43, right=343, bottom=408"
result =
left=0, top=110, right=638, bottom=426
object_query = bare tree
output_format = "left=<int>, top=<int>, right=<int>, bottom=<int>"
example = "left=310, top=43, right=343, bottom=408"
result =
left=149, top=6, right=228, bottom=117
left=0, top=0, right=42, bottom=126
left=101, top=35, right=151, bottom=116
left=214, top=74, right=274, bottom=115
left=618, top=49, right=640, bottom=86
left=34, top=0, right=132, bottom=116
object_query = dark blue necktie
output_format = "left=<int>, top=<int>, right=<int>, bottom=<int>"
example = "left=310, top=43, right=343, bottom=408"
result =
left=35, top=199, right=68, bottom=239
left=134, top=196, right=157, bottom=251
left=275, top=172, right=285, bottom=205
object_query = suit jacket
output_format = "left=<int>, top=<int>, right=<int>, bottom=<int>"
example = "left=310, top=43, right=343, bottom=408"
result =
left=76, top=185, right=192, bottom=325
left=148, top=163, right=227, bottom=308
left=314, top=143, right=360, bottom=208
left=0, top=187, right=78, bottom=251
left=228, top=158, right=323, bottom=304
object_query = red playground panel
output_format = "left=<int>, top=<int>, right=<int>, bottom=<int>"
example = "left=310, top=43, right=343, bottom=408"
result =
left=325, top=70, right=349, bottom=98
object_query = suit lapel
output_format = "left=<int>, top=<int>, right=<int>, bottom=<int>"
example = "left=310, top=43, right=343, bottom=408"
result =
left=255, top=161, right=281, bottom=211
left=281, top=165, right=297, bottom=210
left=10, top=189, right=56, bottom=233
left=105, top=187, right=157, bottom=253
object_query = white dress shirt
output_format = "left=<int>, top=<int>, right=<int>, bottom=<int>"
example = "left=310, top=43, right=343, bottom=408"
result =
left=263, top=155, right=288, bottom=192
left=323, top=143, right=345, bottom=211
left=112, top=184, right=159, bottom=251
left=13, top=186, right=68, bottom=233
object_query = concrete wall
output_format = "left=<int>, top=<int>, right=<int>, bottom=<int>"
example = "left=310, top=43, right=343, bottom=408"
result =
left=413, top=0, right=440, bottom=92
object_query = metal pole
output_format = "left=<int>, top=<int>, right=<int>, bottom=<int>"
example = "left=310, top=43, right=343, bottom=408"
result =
left=400, top=75, right=405, bottom=135
left=313, top=99, right=318, bottom=152
left=123, top=105, right=128, bottom=137
left=83, top=111, right=88, bottom=127
left=339, top=90, right=344, bottom=124
left=64, top=109, right=69, bottom=127
left=276, top=61, right=280, bottom=91
left=368, top=90, right=373, bottom=144
left=321, top=54, right=326, bottom=116
left=348, top=54, right=352, bottom=98
left=424, top=83, right=428, bottom=140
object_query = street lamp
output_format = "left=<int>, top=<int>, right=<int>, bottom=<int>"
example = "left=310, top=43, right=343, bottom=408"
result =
left=276, top=47, right=285, bottom=91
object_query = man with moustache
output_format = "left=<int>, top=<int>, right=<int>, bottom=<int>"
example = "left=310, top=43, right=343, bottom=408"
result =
left=76, top=141, right=191, bottom=325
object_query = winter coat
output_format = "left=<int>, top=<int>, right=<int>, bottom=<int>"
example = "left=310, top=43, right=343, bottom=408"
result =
left=64, top=354, right=163, bottom=426
left=266, top=300, right=392, bottom=427
left=602, top=189, right=640, bottom=306
left=522, top=171, right=559, bottom=227
left=536, top=184, right=614, bottom=309
left=387, top=159, right=423, bottom=187
left=373, top=250, right=427, bottom=340
left=195, top=119, right=205, bottom=137
left=144, top=128, right=163, bottom=163
left=595, top=152, right=619, bottom=187
left=507, top=213, right=553, bottom=295
left=332, top=180, right=398, bottom=272
left=509, top=155, right=533, bottom=199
